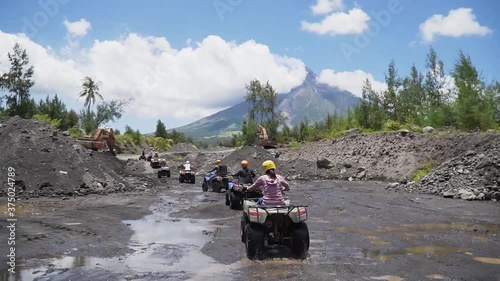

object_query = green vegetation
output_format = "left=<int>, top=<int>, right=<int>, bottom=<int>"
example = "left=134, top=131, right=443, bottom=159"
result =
left=0, top=43, right=127, bottom=138
left=412, top=161, right=435, bottom=182
left=231, top=47, right=500, bottom=148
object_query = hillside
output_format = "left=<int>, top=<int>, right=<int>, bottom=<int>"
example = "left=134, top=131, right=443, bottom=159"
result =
left=173, top=67, right=360, bottom=139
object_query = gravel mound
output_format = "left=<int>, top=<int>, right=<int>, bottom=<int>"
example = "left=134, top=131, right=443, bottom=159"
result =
left=391, top=140, right=500, bottom=201
left=168, top=142, right=199, bottom=152
left=0, top=116, right=138, bottom=198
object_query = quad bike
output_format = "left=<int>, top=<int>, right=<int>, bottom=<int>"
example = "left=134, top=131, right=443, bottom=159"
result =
left=225, top=181, right=260, bottom=210
left=201, top=171, right=229, bottom=193
left=157, top=159, right=171, bottom=178
left=179, top=169, right=196, bottom=184
left=240, top=189, right=310, bottom=260
left=146, top=155, right=153, bottom=162
left=150, top=157, right=161, bottom=169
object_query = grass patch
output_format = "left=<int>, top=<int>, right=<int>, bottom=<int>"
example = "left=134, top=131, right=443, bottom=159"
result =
left=412, top=161, right=435, bottom=181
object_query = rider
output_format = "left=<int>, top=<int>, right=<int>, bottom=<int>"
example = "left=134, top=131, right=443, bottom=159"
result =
left=232, top=160, right=256, bottom=184
left=209, top=159, right=223, bottom=174
left=245, top=160, right=289, bottom=205
left=183, top=160, right=191, bottom=171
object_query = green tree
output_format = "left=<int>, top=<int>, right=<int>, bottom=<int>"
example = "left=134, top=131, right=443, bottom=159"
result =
left=244, top=79, right=283, bottom=139
left=78, top=76, right=103, bottom=114
left=383, top=60, right=402, bottom=121
left=155, top=119, right=168, bottom=138
left=399, top=65, right=424, bottom=125
left=0, top=43, right=35, bottom=118
left=452, top=51, right=492, bottom=130
left=78, top=99, right=127, bottom=134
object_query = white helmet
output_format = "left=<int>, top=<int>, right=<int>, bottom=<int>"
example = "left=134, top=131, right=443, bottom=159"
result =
left=186, top=161, right=189, bottom=164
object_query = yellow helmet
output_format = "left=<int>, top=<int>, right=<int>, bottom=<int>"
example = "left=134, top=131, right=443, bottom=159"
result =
left=241, top=160, right=248, bottom=168
left=262, top=160, right=276, bottom=173
left=216, top=159, right=222, bottom=164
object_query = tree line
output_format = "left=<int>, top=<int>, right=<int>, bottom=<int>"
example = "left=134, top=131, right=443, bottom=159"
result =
left=0, top=43, right=191, bottom=150
left=232, top=47, right=500, bottom=146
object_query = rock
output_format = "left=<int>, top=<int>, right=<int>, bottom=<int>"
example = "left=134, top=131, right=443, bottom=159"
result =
left=356, top=170, right=366, bottom=180
left=465, top=150, right=476, bottom=157
left=423, top=126, right=434, bottom=133
left=345, top=128, right=361, bottom=136
left=476, top=193, right=486, bottom=200
left=491, top=192, right=500, bottom=201
left=59, top=171, right=68, bottom=175
left=443, top=190, right=456, bottom=198
left=73, top=144, right=81, bottom=152
left=343, top=163, right=352, bottom=169
left=458, top=189, right=475, bottom=200
left=386, top=182, right=399, bottom=189
left=62, top=131, right=70, bottom=136
left=400, top=129, right=410, bottom=136
left=317, top=158, right=334, bottom=169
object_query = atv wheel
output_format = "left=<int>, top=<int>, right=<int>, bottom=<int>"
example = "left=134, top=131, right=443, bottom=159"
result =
left=245, top=224, right=264, bottom=260
left=202, top=182, right=208, bottom=192
left=157, top=172, right=161, bottom=178
left=179, top=177, right=184, bottom=183
left=225, top=192, right=230, bottom=205
left=213, top=182, right=221, bottom=193
left=240, top=216, right=247, bottom=243
left=229, top=192, right=241, bottom=210
left=167, top=171, right=171, bottom=178
left=291, top=222, right=310, bottom=258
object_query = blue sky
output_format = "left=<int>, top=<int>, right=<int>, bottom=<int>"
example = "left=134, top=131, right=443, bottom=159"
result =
left=0, top=0, right=498, bottom=133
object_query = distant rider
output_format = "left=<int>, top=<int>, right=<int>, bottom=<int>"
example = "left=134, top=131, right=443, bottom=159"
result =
left=245, top=160, right=289, bottom=206
left=183, top=161, right=191, bottom=171
left=232, top=160, right=256, bottom=184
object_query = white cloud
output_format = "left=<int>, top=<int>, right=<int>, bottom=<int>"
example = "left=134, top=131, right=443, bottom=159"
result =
left=317, top=69, right=386, bottom=97
left=310, top=0, right=344, bottom=15
left=419, top=8, right=492, bottom=42
left=301, top=7, right=370, bottom=35
left=63, top=18, right=92, bottom=36
left=0, top=31, right=307, bottom=120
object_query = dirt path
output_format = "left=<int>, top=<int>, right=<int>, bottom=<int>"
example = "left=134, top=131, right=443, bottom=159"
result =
left=1, top=177, right=499, bottom=281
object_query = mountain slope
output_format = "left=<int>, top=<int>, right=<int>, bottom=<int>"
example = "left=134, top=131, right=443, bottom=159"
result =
left=173, top=68, right=360, bottom=139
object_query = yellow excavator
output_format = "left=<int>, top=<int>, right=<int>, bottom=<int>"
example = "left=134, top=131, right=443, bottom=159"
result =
left=78, top=128, right=116, bottom=155
left=256, top=124, right=278, bottom=149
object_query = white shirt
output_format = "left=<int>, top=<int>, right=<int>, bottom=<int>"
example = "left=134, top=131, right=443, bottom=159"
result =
left=183, top=164, right=191, bottom=171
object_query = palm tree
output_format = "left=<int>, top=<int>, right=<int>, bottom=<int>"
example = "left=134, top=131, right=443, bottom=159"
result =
left=78, top=76, right=103, bottom=113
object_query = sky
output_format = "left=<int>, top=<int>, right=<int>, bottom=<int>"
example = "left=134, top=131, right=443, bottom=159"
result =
left=0, top=0, right=498, bottom=133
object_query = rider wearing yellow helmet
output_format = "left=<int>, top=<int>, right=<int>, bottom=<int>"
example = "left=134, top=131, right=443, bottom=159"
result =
left=246, top=160, right=289, bottom=205
left=232, top=160, right=256, bottom=184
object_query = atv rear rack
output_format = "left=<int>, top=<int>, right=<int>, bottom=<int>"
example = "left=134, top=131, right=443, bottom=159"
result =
left=249, top=205, right=308, bottom=217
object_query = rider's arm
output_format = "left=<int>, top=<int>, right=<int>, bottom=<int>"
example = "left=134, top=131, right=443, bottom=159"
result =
left=278, top=175, right=290, bottom=191
left=251, top=170, right=256, bottom=178
left=247, top=176, right=264, bottom=192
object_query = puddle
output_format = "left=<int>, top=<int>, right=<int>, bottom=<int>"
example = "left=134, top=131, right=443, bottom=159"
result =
left=370, top=275, right=403, bottom=281
left=6, top=196, right=240, bottom=281
left=426, top=274, right=446, bottom=279
left=0, top=202, right=63, bottom=216
left=473, top=257, right=500, bottom=264
left=379, top=222, right=500, bottom=233
left=362, top=245, right=472, bottom=261
left=472, top=236, right=489, bottom=243
left=365, top=236, right=391, bottom=247
left=334, top=222, right=500, bottom=237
